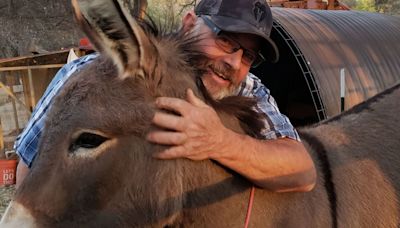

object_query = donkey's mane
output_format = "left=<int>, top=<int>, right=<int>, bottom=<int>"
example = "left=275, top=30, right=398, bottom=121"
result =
left=135, top=15, right=207, bottom=73
left=321, top=82, right=400, bottom=125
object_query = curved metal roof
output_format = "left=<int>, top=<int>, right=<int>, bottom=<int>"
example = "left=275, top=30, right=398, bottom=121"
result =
left=271, top=8, right=400, bottom=117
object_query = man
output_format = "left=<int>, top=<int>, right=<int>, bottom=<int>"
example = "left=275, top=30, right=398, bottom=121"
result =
left=15, top=0, right=316, bottom=192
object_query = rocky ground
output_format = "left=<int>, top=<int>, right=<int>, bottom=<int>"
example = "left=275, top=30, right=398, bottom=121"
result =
left=0, top=0, right=81, bottom=58
left=0, top=0, right=142, bottom=58
left=0, top=185, right=15, bottom=219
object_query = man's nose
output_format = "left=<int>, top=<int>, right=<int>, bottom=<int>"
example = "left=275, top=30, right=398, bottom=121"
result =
left=223, top=49, right=244, bottom=70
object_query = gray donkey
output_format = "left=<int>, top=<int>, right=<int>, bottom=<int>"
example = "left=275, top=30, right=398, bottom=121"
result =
left=1, top=0, right=399, bottom=227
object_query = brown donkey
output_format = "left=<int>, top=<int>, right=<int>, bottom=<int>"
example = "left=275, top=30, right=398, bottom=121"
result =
left=1, top=0, right=400, bottom=227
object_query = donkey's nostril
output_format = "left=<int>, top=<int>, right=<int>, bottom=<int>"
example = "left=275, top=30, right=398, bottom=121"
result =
left=69, top=132, right=109, bottom=152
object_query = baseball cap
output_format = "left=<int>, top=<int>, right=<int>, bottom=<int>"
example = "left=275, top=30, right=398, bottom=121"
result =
left=195, top=0, right=279, bottom=63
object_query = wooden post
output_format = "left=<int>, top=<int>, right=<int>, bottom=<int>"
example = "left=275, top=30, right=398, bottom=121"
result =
left=0, top=72, right=4, bottom=158
left=0, top=79, right=31, bottom=114
left=340, top=68, right=345, bottom=112
left=0, top=119, right=4, bottom=158
left=327, top=0, right=336, bottom=10
left=27, top=68, right=36, bottom=109
left=9, top=81, right=20, bottom=133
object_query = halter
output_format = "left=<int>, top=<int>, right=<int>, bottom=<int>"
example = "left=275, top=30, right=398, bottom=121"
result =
left=244, top=186, right=256, bottom=228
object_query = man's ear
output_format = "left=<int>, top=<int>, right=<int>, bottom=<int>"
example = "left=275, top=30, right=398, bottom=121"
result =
left=182, top=10, right=198, bottom=34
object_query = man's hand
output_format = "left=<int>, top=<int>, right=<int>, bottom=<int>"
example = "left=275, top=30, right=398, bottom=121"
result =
left=146, top=89, right=229, bottom=160
left=147, top=89, right=317, bottom=192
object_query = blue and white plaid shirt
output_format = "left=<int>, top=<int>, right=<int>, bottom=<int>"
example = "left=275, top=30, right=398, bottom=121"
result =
left=14, top=54, right=299, bottom=168
left=235, top=73, right=300, bottom=141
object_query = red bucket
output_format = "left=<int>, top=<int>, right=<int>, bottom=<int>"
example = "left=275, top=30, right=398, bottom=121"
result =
left=0, top=159, right=17, bottom=186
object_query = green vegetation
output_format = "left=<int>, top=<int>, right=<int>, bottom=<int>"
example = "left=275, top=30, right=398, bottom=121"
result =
left=121, top=0, right=197, bottom=27
left=341, top=0, right=400, bottom=15
left=375, top=0, right=400, bottom=15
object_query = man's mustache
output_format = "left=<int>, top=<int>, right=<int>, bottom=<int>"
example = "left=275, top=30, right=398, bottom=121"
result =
left=207, top=62, right=235, bottom=81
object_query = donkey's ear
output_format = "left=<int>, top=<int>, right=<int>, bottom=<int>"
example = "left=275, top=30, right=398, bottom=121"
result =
left=71, top=0, right=153, bottom=78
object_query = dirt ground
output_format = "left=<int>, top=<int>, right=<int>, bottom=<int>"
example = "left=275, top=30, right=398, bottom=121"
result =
left=0, top=185, right=15, bottom=219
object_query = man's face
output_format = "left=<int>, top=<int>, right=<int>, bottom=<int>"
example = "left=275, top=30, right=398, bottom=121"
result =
left=194, top=19, right=261, bottom=99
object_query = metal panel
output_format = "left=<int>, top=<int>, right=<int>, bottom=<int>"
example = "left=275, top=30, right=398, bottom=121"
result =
left=272, top=8, right=400, bottom=117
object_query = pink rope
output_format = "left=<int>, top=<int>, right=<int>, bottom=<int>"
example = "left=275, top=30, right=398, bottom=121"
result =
left=244, top=186, right=256, bottom=228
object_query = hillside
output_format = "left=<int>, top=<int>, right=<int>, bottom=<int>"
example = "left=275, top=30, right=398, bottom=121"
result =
left=0, top=0, right=82, bottom=58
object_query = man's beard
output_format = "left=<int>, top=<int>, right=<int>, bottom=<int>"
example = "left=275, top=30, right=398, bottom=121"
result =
left=196, top=58, right=240, bottom=99
left=202, top=75, right=237, bottom=99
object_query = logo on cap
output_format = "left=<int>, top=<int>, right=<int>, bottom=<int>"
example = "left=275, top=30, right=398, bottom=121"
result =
left=253, top=1, right=267, bottom=23
left=202, top=0, right=218, bottom=12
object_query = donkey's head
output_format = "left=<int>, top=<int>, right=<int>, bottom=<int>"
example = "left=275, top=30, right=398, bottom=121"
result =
left=1, top=0, right=263, bottom=227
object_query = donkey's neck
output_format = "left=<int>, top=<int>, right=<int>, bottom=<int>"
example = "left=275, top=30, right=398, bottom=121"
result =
left=176, top=159, right=251, bottom=226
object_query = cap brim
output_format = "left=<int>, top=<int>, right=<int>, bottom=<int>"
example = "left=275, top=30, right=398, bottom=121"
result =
left=210, top=15, right=279, bottom=63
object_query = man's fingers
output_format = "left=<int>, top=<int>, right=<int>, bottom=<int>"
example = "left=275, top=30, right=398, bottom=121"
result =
left=152, top=112, right=186, bottom=131
left=186, top=89, right=207, bottom=107
left=154, top=90, right=207, bottom=118
left=152, top=146, right=186, bottom=159
left=146, top=131, right=187, bottom=145
left=153, top=146, right=207, bottom=160
left=155, top=97, right=190, bottom=115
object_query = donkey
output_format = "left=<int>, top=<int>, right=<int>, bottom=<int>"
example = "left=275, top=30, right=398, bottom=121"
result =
left=2, top=0, right=400, bottom=227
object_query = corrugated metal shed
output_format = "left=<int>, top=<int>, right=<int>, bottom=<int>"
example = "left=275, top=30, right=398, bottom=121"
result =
left=268, top=8, right=400, bottom=119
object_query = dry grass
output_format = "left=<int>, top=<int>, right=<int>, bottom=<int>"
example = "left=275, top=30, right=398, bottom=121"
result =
left=0, top=185, right=15, bottom=219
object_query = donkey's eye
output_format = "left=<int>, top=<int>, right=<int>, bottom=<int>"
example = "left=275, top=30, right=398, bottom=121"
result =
left=69, top=132, right=109, bottom=152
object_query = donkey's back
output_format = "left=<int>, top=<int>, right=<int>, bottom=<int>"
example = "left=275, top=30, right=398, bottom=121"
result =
left=299, top=83, right=400, bottom=227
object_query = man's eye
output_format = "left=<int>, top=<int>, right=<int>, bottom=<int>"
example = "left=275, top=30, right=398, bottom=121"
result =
left=216, top=36, right=234, bottom=49
left=243, top=51, right=256, bottom=63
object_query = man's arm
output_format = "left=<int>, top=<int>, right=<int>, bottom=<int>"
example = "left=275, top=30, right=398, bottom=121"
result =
left=207, top=133, right=316, bottom=192
left=147, top=89, right=316, bottom=192
left=16, top=161, right=29, bottom=188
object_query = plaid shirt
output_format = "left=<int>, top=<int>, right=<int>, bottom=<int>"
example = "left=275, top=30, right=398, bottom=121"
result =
left=15, top=55, right=299, bottom=168
left=235, top=73, right=300, bottom=141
